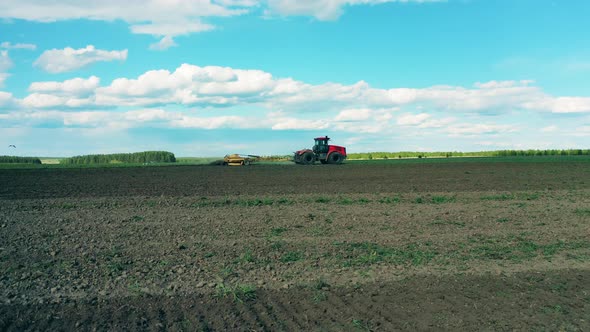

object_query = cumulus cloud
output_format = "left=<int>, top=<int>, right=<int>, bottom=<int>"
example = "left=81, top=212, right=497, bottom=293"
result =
left=0, top=41, right=37, bottom=50
left=0, top=91, right=16, bottom=108
left=396, top=113, right=454, bottom=128
left=397, top=113, right=431, bottom=126
left=3, top=108, right=259, bottom=131
left=522, top=97, right=590, bottom=114
left=266, top=0, right=443, bottom=20
left=149, top=36, right=178, bottom=51
left=0, top=51, right=12, bottom=87
left=33, top=45, right=127, bottom=73
left=0, top=0, right=251, bottom=48
left=335, top=108, right=372, bottom=121
left=541, top=125, right=558, bottom=133
left=14, top=63, right=590, bottom=116
left=6, top=63, right=590, bottom=144
left=0, top=50, right=12, bottom=72
left=96, top=64, right=274, bottom=107
left=446, top=123, right=517, bottom=137
left=0, top=74, right=7, bottom=87
left=0, top=1, right=443, bottom=49
left=29, top=76, right=100, bottom=96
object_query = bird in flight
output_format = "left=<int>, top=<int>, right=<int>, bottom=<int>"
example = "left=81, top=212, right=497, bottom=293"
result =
left=8, top=145, right=16, bottom=148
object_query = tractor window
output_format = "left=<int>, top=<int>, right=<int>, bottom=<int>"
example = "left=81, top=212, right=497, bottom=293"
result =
left=314, top=139, right=328, bottom=153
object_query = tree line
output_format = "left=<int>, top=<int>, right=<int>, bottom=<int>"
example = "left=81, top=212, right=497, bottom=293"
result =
left=0, top=156, right=42, bottom=164
left=347, top=149, right=590, bottom=160
left=62, top=151, right=176, bottom=165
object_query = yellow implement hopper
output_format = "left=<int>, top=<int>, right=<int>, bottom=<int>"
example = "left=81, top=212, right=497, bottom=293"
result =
left=223, top=154, right=259, bottom=166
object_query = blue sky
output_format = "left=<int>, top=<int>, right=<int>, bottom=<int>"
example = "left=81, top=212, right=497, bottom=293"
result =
left=1, top=0, right=589, bottom=157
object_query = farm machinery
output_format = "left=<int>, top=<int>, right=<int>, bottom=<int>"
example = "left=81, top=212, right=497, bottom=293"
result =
left=223, top=154, right=260, bottom=166
left=293, top=136, right=347, bottom=165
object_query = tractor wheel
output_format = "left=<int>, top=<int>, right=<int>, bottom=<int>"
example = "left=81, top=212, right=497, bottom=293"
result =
left=300, top=151, right=315, bottom=165
left=328, top=152, right=343, bottom=164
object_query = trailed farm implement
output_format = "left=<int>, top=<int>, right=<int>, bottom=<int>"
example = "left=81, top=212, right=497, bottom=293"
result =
left=293, top=136, right=347, bottom=165
left=223, top=154, right=260, bottom=166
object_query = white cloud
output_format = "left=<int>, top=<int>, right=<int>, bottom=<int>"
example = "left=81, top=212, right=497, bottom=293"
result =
left=29, top=76, right=100, bottom=96
left=540, top=125, right=558, bottom=133
left=33, top=45, right=128, bottom=73
left=0, top=73, right=8, bottom=88
left=571, top=126, right=590, bottom=137
left=397, top=113, right=431, bottom=126
left=170, top=115, right=254, bottom=129
left=266, top=0, right=443, bottom=20
left=523, top=97, right=590, bottom=114
left=4, top=108, right=259, bottom=131
left=0, top=1, right=444, bottom=49
left=0, top=91, right=16, bottom=108
left=0, top=41, right=36, bottom=50
left=335, top=108, right=371, bottom=121
left=0, top=50, right=12, bottom=72
left=271, top=117, right=330, bottom=130
left=23, top=93, right=73, bottom=109
left=149, top=36, right=178, bottom=51
left=446, top=123, right=517, bottom=137
left=14, top=63, right=590, bottom=116
left=0, top=0, right=240, bottom=22
left=396, top=112, right=454, bottom=129
left=0, top=0, right=249, bottom=48
left=131, top=21, right=215, bottom=36
left=96, top=64, right=274, bottom=106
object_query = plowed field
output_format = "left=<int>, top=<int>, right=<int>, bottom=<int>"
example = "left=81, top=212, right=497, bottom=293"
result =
left=1, top=161, right=589, bottom=331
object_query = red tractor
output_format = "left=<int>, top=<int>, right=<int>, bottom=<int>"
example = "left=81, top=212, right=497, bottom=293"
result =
left=293, top=136, right=347, bottom=165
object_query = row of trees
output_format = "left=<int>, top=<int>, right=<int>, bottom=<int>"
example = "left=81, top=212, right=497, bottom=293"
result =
left=62, top=151, right=176, bottom=165
left=348, top=149, right=590, bottom=160
left=0, top=156, right=42, bottom=164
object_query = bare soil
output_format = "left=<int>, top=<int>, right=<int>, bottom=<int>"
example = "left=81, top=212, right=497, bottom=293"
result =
left=1, top=161, right=589, bottom=331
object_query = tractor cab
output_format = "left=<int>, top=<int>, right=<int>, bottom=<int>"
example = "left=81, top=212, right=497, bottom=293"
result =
left=313, top=136, right=330, bottom=154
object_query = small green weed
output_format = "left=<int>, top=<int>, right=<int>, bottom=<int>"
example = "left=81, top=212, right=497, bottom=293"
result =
left=270, top=240, right=286, bottom=251
left=431, top=195, right=456, bottom=204
left=314, top=278, right=330, bottom=290
left=127, top=281, right=142, bottom=295
left=269, top=227, right=288, bottom=237
left=277, top=197, right=293, bottom=205
left=430, top=219, right=465, bottom=227
left=309, top=226, right=330, bottom=237
left=542, top=304, right=567, bottom=315
left=281, top=251, right=303, bottom=263
left=237, top=249, right=256, bottom=264
left=338, top=197, right=354, bottom=205
left=312, top=291, right=327, bottom=303
left=338, top=242, right=436, bottom=266
left=315, top=197, right=331, bottom=203
left=216, top=283, right=257, bottom=303
left=59, top=203, right=77, bottom=210
left=352, top=319, right=372, bottom=331
left=481, top=193, right=515, bottom=201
